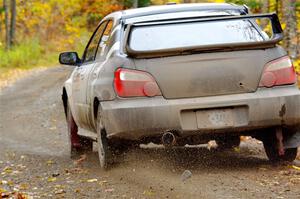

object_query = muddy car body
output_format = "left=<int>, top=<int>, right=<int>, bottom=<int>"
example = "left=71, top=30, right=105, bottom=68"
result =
left=60, top=3, right=300, bottom=169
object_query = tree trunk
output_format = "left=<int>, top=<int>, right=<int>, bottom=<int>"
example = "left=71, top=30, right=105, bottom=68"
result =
left=262, top=0, right=269, bottom=13
left=3, top=0, right=10, bottom=49
left=10, top=0, right=16, bottom=46
left=275, top=0, right=281, bottom=14
left=283, top=0, right=297, bottom=58
left=0, top=4, right=2, bottom=36
left=133, top=0, right=138, bottom=8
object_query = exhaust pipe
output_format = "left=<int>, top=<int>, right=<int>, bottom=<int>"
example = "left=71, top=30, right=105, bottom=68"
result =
left=162, top=131, right=176, bottom=147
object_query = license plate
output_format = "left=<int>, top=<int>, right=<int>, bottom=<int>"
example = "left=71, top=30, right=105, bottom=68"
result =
left=196, top=109, right=234, bottom=129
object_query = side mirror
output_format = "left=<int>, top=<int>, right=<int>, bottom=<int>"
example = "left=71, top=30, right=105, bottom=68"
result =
left=59, top=52, right=81, bottom=66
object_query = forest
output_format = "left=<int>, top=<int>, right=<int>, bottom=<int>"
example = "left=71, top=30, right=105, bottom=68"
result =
left=0, top=0, right=299, bottom=75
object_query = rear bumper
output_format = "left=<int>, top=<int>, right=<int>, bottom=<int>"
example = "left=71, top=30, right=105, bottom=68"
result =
left=101, top=85, right=300, bottom=139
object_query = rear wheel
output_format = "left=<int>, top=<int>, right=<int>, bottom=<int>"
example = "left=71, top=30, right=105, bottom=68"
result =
left=67, top=103, right=93, bottom=159
left=262, top=129, right=297, bottom=162
left=215, top=136, right=240, bottom=150
left=96, top=107, right=114, bottom=170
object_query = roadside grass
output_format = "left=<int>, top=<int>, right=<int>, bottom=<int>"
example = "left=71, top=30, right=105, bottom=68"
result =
left=0, top=39, right=57, bottom=85
left=0, top=33, right=89, bottom=89
left=0, top=39, right=54, bottom=69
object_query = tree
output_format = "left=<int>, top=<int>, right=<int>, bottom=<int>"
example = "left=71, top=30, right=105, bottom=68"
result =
left=10, top=0, right=15, bottom=46
left=133, top=0, right=138, bottom=8
left=3, top=0, right=9, bottom=49
left=0, top=4, right=3, bottom=37
left=283, top=0, right=297, bottom=59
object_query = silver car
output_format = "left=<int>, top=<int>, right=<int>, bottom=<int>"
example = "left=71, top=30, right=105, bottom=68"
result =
left=59, top=3, right=300, bottom=169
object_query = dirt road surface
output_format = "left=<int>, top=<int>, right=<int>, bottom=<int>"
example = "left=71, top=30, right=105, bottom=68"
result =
left=1, top=67, right=300, bottom=199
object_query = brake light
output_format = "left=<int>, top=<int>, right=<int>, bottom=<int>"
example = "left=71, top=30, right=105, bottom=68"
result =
left=114, top=68, right=161, bottom=97
left=259, top=56, right=296, bottom=88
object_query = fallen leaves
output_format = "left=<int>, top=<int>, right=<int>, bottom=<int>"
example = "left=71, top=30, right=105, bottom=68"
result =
left=143, top=189, right=155, bottom=196
left=47, top=177, right=57, bottom=182
left=15, top=192, right=28, bottom=199
left=74, top=154, right=87, bottom=166
left=233, top=147, right=241, bottom=153
left=104, top=188, right=114, bottom=193
left=86, top=178, right=98, bottom=183
left=46, top=160, right=54, bottom=166
left=54, top=189, right=66, bottom=195
left=289, top=177, right=300, bottom=184
left=0, top=68, right=44, bottom=90
left=291, top=165, right=300, bottom=171
left=18, top=183, right=29, bottom=191
left=98, top=180, right=108, bottom=186
left=258, top=167, right=268, bottom=171
left=0, top=190, right=29, bottom=199
left=0, top=180, right=8, bottom=185
left=2, top=166, right=13, bottom=174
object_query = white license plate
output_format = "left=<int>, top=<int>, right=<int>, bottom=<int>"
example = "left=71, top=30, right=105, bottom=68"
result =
left=196, top=109, right=234, bottom=129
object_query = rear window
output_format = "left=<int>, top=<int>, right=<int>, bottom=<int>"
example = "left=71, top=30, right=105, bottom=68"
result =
left=128, top=19, right=264, bottom=52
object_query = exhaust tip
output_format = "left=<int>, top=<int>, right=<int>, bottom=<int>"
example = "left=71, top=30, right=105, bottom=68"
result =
left=162, top=131, right=176, bottom=147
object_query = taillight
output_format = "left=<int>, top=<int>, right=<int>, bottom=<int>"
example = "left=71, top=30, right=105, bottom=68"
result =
left=259, top=56, right=296, bottom=88
left=114, top=68, right=162, bottom=97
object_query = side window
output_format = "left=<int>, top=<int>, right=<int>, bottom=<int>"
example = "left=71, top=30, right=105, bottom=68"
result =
left=83, top=21, right=108, bottom=63
left=98, top=20, right=114, bottom=57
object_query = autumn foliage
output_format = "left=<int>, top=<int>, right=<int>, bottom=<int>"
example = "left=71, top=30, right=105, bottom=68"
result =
left=0, top=0, right=299, bottom=70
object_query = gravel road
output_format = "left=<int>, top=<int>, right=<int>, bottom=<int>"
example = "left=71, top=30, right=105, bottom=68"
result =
left=0, top=66, right=300, bottom=198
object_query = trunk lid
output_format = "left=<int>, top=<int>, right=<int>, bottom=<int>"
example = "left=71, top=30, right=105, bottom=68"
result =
left=133, top=48, right=285, bottom=99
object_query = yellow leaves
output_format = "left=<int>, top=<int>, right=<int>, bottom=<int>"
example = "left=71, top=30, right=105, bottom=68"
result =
left=291, top=165, right=300, bottom=171
left=233, top=147, right=241, bottom=153
left=98, top=180, right=108, bottom=186
left=16, top=0, right=86, bottom=51
left=65, top=23, right=79, bottom=34
left=151, top=0, right=182, bottom=5
left=0, top=187, right=7, bottom=192
left=46, top=160, right=55, bottom=166
left=86, top=178, right=98, bottom=183
left=47, top=177, right=57, bottom=182
left=19, top=183, right=30, bottom=190
left=143, top=189, right=155, bottom=196
left=293, top=59, right=300, bottom=73
left=207, top=0, right=224, bottom=2
left=2, top=166, right=13, bottom=174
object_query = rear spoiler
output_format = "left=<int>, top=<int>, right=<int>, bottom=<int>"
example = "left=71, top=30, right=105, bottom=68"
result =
left=124, top=13, right=283, bottom=58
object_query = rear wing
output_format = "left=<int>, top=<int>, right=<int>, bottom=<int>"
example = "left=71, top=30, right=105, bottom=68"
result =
left=124, top=13, right=283, bottom=58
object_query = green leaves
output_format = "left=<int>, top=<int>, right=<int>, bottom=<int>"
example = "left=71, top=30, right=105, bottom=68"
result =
left=0, top=7, right=5, bottom=14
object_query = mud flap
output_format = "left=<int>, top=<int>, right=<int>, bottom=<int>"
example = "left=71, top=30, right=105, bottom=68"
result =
left=284, top=131, right=300, bottom=149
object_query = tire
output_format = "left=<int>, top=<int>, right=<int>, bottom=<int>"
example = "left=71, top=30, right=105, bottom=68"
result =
left=215, top=136, right=240, bottom=150
left=262, top=130, right=298, bottom=162
left=67, top=103, right=93, bottom=159
left=96, top=107, right=113, bottom=170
